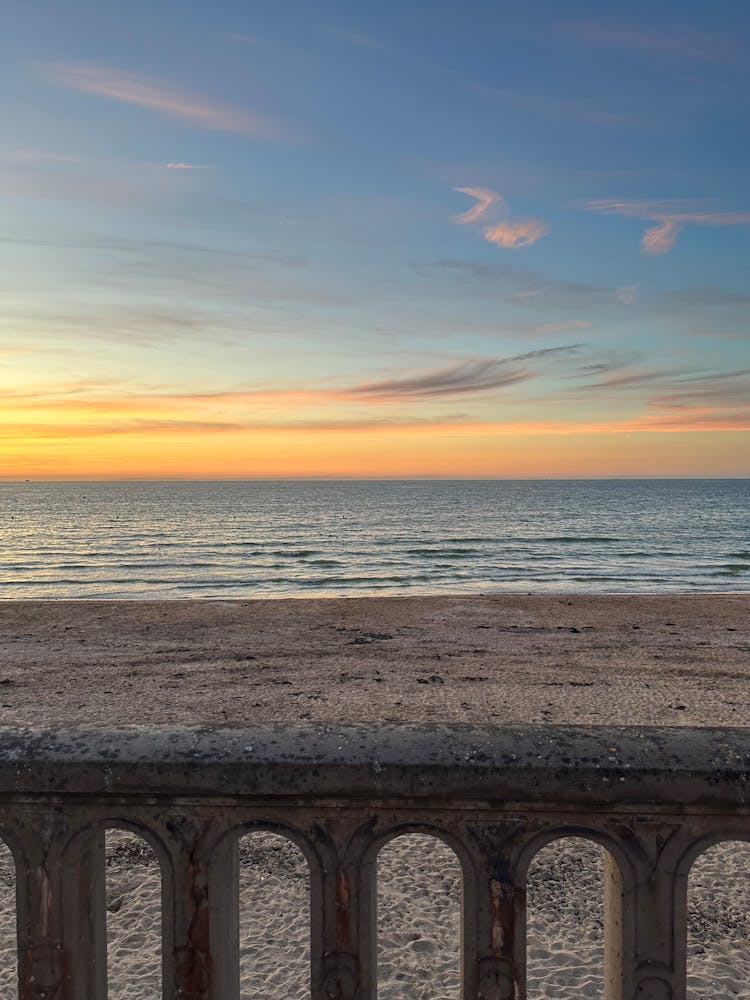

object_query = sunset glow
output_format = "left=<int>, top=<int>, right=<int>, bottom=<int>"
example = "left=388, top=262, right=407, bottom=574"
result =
left=2, top=2, right=749, bottom=479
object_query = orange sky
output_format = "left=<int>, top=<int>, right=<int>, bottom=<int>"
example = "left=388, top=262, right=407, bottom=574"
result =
left=3, top=415, right=748, bottom=480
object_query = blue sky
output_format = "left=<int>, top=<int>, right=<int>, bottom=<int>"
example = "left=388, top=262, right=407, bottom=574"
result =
left=1, top=0, right=749, bottom=477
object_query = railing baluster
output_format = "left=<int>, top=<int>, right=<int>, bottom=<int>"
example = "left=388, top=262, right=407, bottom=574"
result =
left=164, top=817, right=220, bottom=1000
left=208, top=829, right=239, bottom=1000
left=17, top=813, right=71, bottom=1000
left=318, top=820, right=375, bottom=1000
left=629, top=831, right=689, bottom=1000
left=63, top=823, right=107, bottom=1000
left=466, top=824, right=524, bottom=1000
left=308, top=840, right=330, bottom=1000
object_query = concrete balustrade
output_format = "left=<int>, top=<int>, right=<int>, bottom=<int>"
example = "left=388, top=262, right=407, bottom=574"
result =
left=0, top=723, right=748, bottom=1000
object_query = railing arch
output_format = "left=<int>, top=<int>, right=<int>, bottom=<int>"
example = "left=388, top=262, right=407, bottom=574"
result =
left=351, top=817, right=476, bottom=928
left=359, top=822, right=468, bottom=997
left=515, top=824, right=634, bottom=885
left=0, top=827, right=23, bottom=1000
left=213, top=818, right=329, bottom=1000
left=378, top=830, right=464, bottom=998
left=677, top=828, right=750, bottom=880
left=683, top=835, right=750, bottom=999
left=61, top=816, right=172, bottom=1000
left=103, top=823, right=165, bottom=1000
left=218, top=816, right=332, bottom=882
left=521, top=829, right=633, bottom=1000
left=0, top=822, right=30, bottom=881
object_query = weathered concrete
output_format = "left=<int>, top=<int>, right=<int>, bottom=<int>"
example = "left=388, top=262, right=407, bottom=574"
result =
left=0, top=723, right=748, bottom=999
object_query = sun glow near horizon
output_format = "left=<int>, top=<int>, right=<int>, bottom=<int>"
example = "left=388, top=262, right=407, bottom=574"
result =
left=3, top=409, right=747, bottom=480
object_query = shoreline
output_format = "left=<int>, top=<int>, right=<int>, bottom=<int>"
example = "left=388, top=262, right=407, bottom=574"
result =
left=1, top=588, right=745, bottom=600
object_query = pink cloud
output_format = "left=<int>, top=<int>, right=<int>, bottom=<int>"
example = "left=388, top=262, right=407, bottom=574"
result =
left=680, top=211, right=750, bottom=225
left=641, top=219, right=681, bottom=255
left=586, top=199, right=750, bottom=254
left=41, top=62, right=283, bottom=138
left=453, top=188, right=547, bottom=249
left=165, top=162, right=207, bottom=170
left=453, top=187, right=502, bottom=224
left=483, top=220, right=547, bottom=248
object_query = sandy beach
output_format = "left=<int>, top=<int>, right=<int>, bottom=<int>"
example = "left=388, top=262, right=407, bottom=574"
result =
left=1, top=594, right=749, bottom=727
left=0, top=594, right=749, bottom=998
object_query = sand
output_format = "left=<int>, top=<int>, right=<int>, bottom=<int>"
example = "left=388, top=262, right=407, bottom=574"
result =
left=1, top=594, right=748, bottom=728
left=0, top=594, right=748, bottom=998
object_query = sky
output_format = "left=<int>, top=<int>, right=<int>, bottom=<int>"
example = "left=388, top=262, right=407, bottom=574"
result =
left=1, top=0, right=749, bottom=479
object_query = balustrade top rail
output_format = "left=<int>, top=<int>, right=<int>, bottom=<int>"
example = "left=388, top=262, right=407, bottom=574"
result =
left=1, top=723, right=749, bottom=1000
left=0, top=723, right=748, bottom=807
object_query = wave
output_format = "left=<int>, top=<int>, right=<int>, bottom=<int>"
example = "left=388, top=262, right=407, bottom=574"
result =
left=541, top=536, right=620, bottom=544
left=571, top=574, right=671, bottom=583
left=404, top=547, right=480, bottom=558
left=297, top=573, right=436, bottom=587
left=443, top=536, right=494, bottom=544
left=712, top=564, right=750, bottom=577
left=188, top=540, right=263, bottom=549
left=267, top=549, right=319, bottom=558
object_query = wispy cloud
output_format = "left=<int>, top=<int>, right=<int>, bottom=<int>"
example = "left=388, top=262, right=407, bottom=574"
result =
left=483, top=220, right=548, bottom=249
left=344, top=346, right=582, bottom=401
left=453, top=188, right=547, bottom=249
left=165, top=162, right=207, bottom=170
left=324, top=24, right=388, bottom=51
left=3, top=419, right=247, bottom=439
left=9, top=407, right=749, bottom=441
left=565, top=21, right=737, bottom=63
left=425, top=258, right=611, bottom=309
left=474, top=84, right=643, bottom=128
left=580, top=367, right=672, bottom=391
left=642, top=218, right=681, bottom=254
left=7, top=357, right=748, bottom=445
left=530, top=321, right=590, bottom=333
left=40, top=62, right=284, bottom=137
left=0, top=151, right=188, bottom=210
left=570, top=360, right=750, bottom=419
left=6, top=148, right=88, bottom=165
left=3, top=413, right=490, bottom=439
left=586, top=199, right=750, bottom=254
left=636, top=408, right=750, bottom=432
left=652, top=369, right=750, bottom=409
left=616, top=284, right=637, bottom=304
left=453, top=187, right=502, bottom=224
left=344, top=359, right=526, bottom=400
left=6, top=346, right=582, bottom=424
left=664, top=287, right=750, bottom=309
left=493, top=320, right=590, bottom=337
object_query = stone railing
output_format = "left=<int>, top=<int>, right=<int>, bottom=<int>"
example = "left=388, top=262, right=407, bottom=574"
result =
left=0, top=723, right=748, bottom=999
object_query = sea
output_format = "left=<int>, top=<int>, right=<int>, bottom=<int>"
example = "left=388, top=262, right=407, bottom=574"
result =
left=0, top=479, right=748, bottom=599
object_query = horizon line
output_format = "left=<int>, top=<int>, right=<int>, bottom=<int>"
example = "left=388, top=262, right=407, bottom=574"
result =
left=1, top=475, right=748, bottom=484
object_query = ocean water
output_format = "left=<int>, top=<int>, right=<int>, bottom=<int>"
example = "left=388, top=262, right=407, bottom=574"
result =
left=0, top=479, right=747, bottom=599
